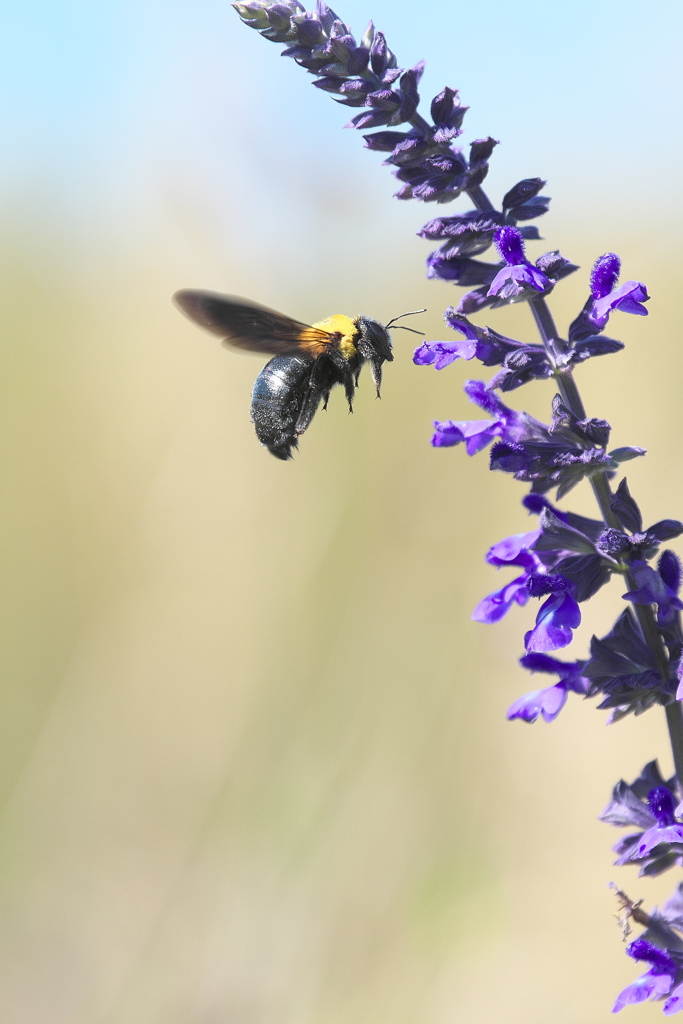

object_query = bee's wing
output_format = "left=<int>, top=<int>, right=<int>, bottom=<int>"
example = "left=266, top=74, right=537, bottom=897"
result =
left=173, top=290, right=333, bottom=357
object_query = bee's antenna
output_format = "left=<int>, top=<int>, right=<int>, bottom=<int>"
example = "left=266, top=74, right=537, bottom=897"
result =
left=390, top=325, right=424, bottom=335
left=385, top=308, right=426, bottom=334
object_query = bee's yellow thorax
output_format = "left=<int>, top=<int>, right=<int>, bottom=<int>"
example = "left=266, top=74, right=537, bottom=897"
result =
left=312, top=313, right=358, bottom=358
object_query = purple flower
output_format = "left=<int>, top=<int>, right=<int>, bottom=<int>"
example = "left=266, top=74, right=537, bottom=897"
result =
left=487, top=226, right=550, bottom=302
left=591, top=281, right=650, bottom=325
left=584, top=608, right=673, bottom=720
left=521, top=494, right=620, bottom=601
left=660, top=550, right=682, bottom=594
left=490, top=439, right=602, bottom=496
left=418, top=209, right=502, bottom=250
left=502, top=177, right=550, bottom=220
left=414, top=308, right=554, bottom=390
left=600, top=762, right=683, bottom=876
left=601, top=762, right=676, bottom=829
left=393, top=147, right=470, bottom=203
left=411, top=311, right=481, bottom=372
left=413, top=337, right=477, bottom=369
left=613, top=939, right=678, bottom=1013
left=524, top=576, right=581, bottom=652
left=429, top=85, right=468, bottom=140
left=611, top=886, right=683, bottom=1014
left=430, top=380, right=533, bottom=452
left=636, top=788, right=683, bottom=858
left=471, top=573, right=532, bottom=624
left=663, top=984, right=683, bottom=1016
left=587, top=253, right=649, bottom=329
left=471, top=529, right=542, bottom=624
left=507, top=652, right=589, bottom=723
left=507, top=683, right=568, bottom=723
left=425, top=251, right=499, bottom=285
left=485, top=394, right=644, bottom=499
left=486, top=530, right=541, bottom=567
left=623, top=560, right=683, bottom=629
left=432, top=417, right=502, bottom=452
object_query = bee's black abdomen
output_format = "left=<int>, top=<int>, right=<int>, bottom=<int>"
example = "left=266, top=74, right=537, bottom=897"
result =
left=251, top=355, right=313, bottom=460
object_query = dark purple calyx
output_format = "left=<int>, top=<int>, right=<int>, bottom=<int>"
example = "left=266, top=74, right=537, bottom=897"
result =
left=596, top=528, right=631, bottom=557
left=627, top=938, right=677, bottom=974
left=590, top=253, right=621, bottom=298
left=649, top=786, right=677, bottom=827
left=527, top=573, right=572, bottom=598
left=495, top=225, right=527, bottom=265
left=660, top=550, right=682, bottom=594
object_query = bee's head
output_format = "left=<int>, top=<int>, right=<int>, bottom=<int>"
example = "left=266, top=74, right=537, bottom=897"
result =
left=354, top=316, right=393, bottom=396
left=354, top=310, right=425, bottom=395
left=355, top=316, right=393, bottom=362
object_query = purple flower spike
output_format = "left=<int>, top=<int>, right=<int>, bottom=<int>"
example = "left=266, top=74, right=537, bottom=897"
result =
left=487, top=227, right=550, bottom=302
left=235, top=13, right=674, bottom=991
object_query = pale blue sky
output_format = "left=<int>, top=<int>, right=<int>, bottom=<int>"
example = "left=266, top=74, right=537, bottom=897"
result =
left=2, top=0, right=681, bottom=271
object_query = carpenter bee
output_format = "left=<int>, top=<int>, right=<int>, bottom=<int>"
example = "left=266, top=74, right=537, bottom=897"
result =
left=173, top=290, right=423, bottom=460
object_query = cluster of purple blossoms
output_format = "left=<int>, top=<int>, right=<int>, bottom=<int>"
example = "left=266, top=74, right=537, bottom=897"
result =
left=233, top=0, right=497, bottom=208
left=235, top=1, right=683, bottom=1015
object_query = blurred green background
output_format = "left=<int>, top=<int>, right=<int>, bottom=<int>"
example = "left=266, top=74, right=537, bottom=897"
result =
left=1, top=0, right=683, bottom=1020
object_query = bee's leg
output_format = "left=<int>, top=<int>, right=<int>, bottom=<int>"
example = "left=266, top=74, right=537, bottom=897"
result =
left=324, top=351, right=357, bottom=414
left=294, top=361, right=326, bottom=435
left=341, top=366, right=357, bottom=413
left=294, top=387, right=324, bottom=435
left=356, top=332, right=386, bottom=397
left=368, top=356, right=382, bottom=398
